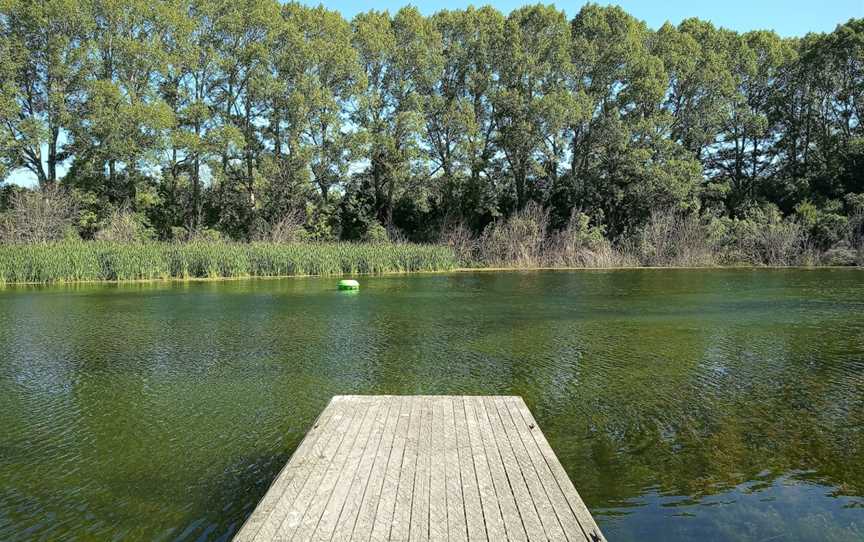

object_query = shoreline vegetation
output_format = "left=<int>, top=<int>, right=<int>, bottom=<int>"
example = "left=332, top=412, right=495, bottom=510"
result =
left=1, top=203, right=861, bottom=285
left=1, top=3, right=862, bottom=283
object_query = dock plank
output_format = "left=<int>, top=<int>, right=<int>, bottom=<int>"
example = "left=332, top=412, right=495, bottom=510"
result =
left=234, top=396, right=602, bottom=542
left=233, top=399, right=343, bottom=542
left=507, top=397, right=606, bottom=542
left=408, top=397, right=432, bottom=542
left=443, top=398, right=467, bottom=542
left=452, top=397, right=486, bottom=541
left=350, top=396, right=404, bottom=541
left=462, top=397, right=505, bottom=541
left=479, top=396, right=546, bottom=541
left=386, top=396, right=421, bottom=542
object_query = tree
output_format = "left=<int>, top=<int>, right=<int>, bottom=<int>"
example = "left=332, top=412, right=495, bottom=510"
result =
left=493, top=4, right=575, bottom=212
left=350, top=7, right=441, bottom=230
left=1, top=0, right=92, bottom=186
left=264, top=3, right=361, bottom=230
left=708, top=30, right=793, bottom=213
left=567, top=4, right=700, bottom=235
left=204, top=0, right=281, bottom=238
left=0, top=2, right=861, bottom=249
left=421, top=7, right=504, bottom=231
left=655, top=19, right=736, bottom=162
left=67, top=0, right=179, bottom=208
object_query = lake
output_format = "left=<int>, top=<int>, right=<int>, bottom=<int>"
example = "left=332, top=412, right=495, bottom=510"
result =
left=1, top=269, right=863, bottom=541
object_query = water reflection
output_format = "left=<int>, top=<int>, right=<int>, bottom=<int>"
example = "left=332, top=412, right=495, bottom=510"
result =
left=0, top=269, right=862, bottom=541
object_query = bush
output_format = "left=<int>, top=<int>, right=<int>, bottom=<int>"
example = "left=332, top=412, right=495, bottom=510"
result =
left=0, top=185, right=78, bottom=243
left=441, top=221, right=479, bottom=267
left=363, top=222, right=390, bottom=244
left=547, top=211, right=632, bottom=268
left=263, top=210, right=309, bottom=243
left=95, top=207, right=156, bottom=242
left=823, top=243, right=859, bottom=266
left=633, top=210, right=717, bottom=267
left=719, top=205, right=806, bottom=265
left=794, top=200, right=848, bottom=251
left=477, top=202, right=548, bottom=267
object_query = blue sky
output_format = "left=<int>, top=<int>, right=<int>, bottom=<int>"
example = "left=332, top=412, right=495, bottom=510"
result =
left=301, top=0, right=862, bottom=37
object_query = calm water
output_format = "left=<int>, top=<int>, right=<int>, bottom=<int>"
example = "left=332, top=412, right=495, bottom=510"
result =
left=1, top=270, right=863, bottom=541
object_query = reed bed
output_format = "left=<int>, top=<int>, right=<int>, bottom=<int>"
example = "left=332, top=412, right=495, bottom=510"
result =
left=0, top=241, right=458, bottom=284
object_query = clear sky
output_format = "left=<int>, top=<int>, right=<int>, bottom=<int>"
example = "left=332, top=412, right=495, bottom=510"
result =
left=301, top=0, right=863, bottom=37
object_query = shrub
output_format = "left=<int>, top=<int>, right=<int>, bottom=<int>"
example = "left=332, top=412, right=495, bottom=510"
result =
left=441, top=222, right=479, bottom=267
left=547, top=211, right=631, bottom=268
left=634, top=210, right=717, bottom=267
left=794, top=200, right=848, bottom=251
left=363, top=222, right=390, bottom=244
left=718, top=205, right=806, bottom=265
left=478, top=202, right=548, bottom=267
left=0, top=185, right=78, bottom=243
left=95, top=207, right=156, bottom=242
left=264, top=210, right=309, bottom=243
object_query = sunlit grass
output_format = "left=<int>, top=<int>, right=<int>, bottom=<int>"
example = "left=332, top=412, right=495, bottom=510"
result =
left=0, top=241, right=458, bottom=284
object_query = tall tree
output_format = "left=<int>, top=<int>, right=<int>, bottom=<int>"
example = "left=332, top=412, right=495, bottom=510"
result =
left=206, top=0, right=281, bottom=237
left=68, top=0, right=178, bottom=204
left=424, top=7, right=504, bottom=230
left=493, top=4, right=575, bottom=212
left=655, top=19, right=736, bottom=162
left=350, top=7, right=441, bottom=228
left=1, top=0, right=92, bottom=186
left=268, top=3, right=361, bottom=213
left=708, top=30, right=793, bottom=213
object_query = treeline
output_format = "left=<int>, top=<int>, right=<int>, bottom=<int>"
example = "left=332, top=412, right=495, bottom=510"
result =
left=0, top=1, right=862, bottom=262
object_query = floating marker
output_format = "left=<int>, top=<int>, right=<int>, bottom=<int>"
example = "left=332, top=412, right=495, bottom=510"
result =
left=338, top=279, right=359, bottom=290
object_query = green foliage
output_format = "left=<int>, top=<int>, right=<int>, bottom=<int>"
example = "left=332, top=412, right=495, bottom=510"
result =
left=94, top=208, right=156, bottom=242
left=0, top=2, right=860, bottom=265
left=0, top=241, right=457, bottom=284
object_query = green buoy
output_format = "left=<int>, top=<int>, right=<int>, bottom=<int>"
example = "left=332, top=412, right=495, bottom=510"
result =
left=338, top=279, right=360, bottom=291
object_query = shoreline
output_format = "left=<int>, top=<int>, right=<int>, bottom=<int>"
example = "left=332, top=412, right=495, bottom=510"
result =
left=1, top=264, right=860, bottom=287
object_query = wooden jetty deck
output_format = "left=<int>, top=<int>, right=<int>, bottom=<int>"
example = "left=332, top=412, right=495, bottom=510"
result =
left=234, top=395, right=605, bottom=541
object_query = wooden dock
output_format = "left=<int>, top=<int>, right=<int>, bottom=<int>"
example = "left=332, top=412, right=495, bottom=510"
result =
left=234, top=395, right=605, bottom=541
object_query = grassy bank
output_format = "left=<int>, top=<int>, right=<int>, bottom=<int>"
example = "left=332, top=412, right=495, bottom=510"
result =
left=0, top=241, right=458, bottom=284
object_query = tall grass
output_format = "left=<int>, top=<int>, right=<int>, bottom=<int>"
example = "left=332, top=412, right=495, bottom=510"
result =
left=0, top=241, right=458, bottom=284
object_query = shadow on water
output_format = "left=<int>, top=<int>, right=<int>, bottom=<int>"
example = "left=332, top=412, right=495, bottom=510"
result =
left=163, top=450, right=294, bottom=542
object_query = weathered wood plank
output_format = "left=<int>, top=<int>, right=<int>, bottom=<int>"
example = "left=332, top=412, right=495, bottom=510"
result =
left=350, top=396, right=404, bottom=541
left=298, top=398, right=382, bottom=540
left=468, top=396, right=528, bottom=541
left=428, top=398, right=448, bottom=541
left=461, top=397, right=504, bottom=541
left=408, top=397, right=432, bottom=542
left=507, top=397, right=605, bottom=542
left=315, top=396, right=391, bottom=540
left=233, top=399, right=342, bottom=542
left=234, top=396, right=601, bottom=542
left=386, top=396, right=421, bottom=542
left=480, top=396, right=546, bottom=541
left=443, top=397, right=467, bottom=542
left=500, top=397, right=585, bottom=541
left=273, top=400, right=372, bottom=539
left=452, top=397, right=486, bottom=541
left=253, top=398, right=358, bottom=542
left=492, top=396, right=566, bottom=541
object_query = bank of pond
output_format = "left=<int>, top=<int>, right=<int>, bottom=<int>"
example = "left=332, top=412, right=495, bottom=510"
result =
left=0, top=240, right=861, bottom=285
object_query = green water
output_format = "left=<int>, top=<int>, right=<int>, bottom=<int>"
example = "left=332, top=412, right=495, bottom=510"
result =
left=1, top=270, right=863, bottom=541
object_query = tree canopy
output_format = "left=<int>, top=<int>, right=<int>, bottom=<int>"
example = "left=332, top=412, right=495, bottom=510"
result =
left=1, top=1, right=861, bottom=243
